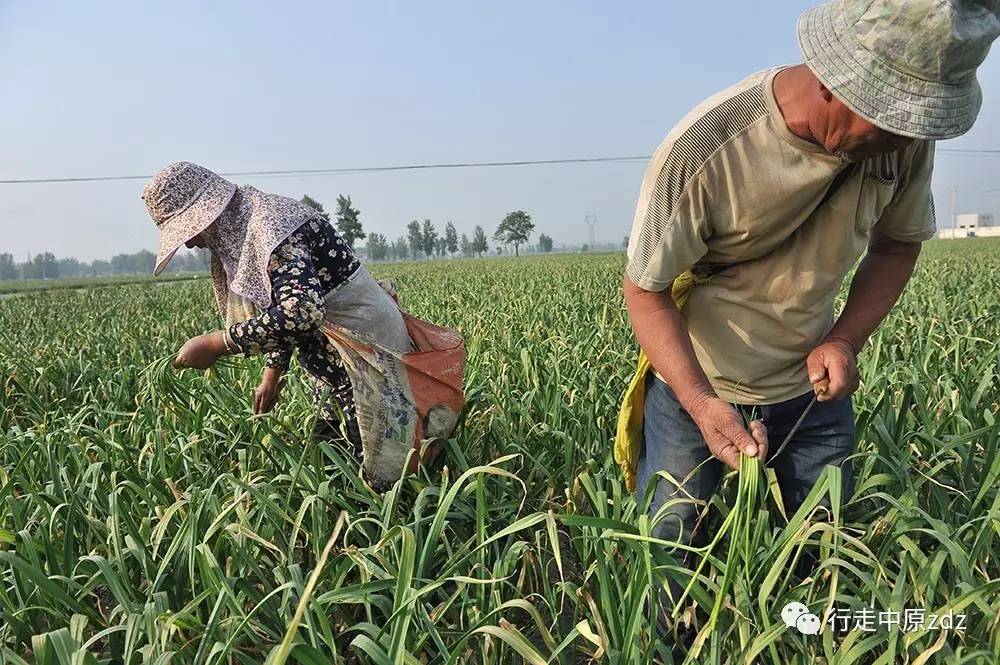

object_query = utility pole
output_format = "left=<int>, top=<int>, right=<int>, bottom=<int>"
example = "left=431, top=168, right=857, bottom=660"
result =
left=585, top=213, right=597, bottom=250
left=950, top=186, right=957, bottom=237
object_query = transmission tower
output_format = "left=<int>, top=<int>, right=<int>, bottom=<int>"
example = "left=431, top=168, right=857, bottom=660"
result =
left=584, top=213, right=597, bottom=249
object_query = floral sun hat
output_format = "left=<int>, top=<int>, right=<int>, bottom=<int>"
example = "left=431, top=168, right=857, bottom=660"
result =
left=142, top=161, right=237, bottom=276
left=142, top=161, right=326, bottom=324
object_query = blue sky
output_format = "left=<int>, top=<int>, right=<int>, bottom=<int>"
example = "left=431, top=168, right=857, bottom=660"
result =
left=1, top=1, right=998, bottom=261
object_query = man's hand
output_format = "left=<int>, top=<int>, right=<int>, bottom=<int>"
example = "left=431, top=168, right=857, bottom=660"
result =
left=254, top=367, right=284, bottom=414
left=174, top=331, right=227, bottom=370
left=806, top=337, right=858, bottom=401
left=689, top=395, right=769, bottom=470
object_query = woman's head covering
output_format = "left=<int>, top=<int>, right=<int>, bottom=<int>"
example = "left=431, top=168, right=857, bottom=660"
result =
left=797, top=0, right=1000, bottom=140
left=143, top=162, right=236, bottom=276
left=143, top=161, right=322, bottom=324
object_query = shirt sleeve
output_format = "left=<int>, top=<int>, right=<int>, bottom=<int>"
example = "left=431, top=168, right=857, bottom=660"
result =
left=872, top=140, right=936, bottom=242
left=228, top=230, right=326, bottom=358
left=265, top=348, right=292, bottom=371
left=625, top=136, right=711, bottom=292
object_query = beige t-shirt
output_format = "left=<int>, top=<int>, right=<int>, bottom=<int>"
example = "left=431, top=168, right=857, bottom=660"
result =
left=626, top=66, right=936, bottom=405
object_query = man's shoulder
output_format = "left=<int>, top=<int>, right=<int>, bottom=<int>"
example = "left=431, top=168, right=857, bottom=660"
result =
left=656, top=68, right=776, bottom=168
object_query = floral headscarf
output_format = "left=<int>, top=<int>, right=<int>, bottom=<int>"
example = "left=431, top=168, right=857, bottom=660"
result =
left=203, top=185, right=322, bottom=326
left=143, top=161, right=322, bottom=327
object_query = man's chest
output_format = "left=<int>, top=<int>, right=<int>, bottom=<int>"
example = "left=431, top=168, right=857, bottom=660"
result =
left=697, top=153, right=900, bottom=269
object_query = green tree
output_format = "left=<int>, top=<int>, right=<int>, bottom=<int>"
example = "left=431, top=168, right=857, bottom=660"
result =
left=32, top=252, right=59, bottom=279
left=493, top=210, right=534, bottom=257
left=537, top=233, right=554, bottom=253
left=407, top=220, right=423, bottom=260
left=366, top=232, right=388, bottom=261
left=335, top=195, right=365, bottom=249
left=421, top=219, right=437, bottom=258
left=135, top=250, right=156, bottom=273
left=0, top=253, right=17, bottom=280
left=56, top=258, right=80, bottom=278
left=471, top=225, right=489, bottom=257
left=392, top=236, right=409, bottom=261
left=300, top=194, right=331, bottom=222
left=459, top=233, right=471, bottom=258
left=434, top=236, right=448, bottom=257
left=444, top=222, right=459, bottom=255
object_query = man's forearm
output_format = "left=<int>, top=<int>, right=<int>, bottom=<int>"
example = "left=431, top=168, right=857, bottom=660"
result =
left=623, top=274, right=716, bottom=414
left=826, top=234, right=921, bottom=352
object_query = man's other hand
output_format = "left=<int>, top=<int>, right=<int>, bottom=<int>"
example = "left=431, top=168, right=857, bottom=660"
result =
left=807, top=337, right=859, bottom=401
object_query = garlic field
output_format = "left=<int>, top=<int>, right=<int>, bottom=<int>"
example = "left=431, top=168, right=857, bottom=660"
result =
left=1, top=242, right=998, bottom=664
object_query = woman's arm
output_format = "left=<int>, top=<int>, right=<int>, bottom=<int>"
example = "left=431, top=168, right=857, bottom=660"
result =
left=227, top=231, right=327, bottom=358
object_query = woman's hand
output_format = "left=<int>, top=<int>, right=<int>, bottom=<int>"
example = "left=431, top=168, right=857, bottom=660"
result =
left=174, top=331, right=228, bottom=370
left=254, top=367, right=284, bottom=414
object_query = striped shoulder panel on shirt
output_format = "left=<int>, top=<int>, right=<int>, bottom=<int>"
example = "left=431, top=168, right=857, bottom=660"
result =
left=627, top=78, right=769, bottom=286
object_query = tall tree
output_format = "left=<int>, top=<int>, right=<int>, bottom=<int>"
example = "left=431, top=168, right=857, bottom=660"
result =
left=135, top=250, right=156, bottom=273
left=335, top=195, right=365, bottom=249
left=392, top=236, right=409, bottom=261
left=434, top=236, right=447, bottom=257
left=57, top=257, right=82, bottom=278
left=366, top=232, right=388, bottom=261
left=471, top=225, right=489, bottom=257
left=537, top=233, right=554, bottom=253
left=459, top=233, right=471, bottom=258
left=407, top=220, right=423, bottom=260
left=0, top=253, right=17, bottom=280
left=33, top=252, right=59, bottom=279
left=444, top=222, right=459, bottom=255
left=493, top=210, right=534, bottom=257
left=421, top=219, right=437, bottom=259
left=300, top=195, right=331, bottom=222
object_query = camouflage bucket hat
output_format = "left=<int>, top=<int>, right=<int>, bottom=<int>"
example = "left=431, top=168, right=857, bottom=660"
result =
left=797, top=0, right=1000, bottom=140
left=142, top=162, right=237, bottom=275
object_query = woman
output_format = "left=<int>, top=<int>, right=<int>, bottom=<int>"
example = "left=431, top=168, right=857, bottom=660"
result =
left=142, top=161, right=416, bottom=468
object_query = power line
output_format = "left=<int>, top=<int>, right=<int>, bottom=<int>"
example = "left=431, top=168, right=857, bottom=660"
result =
left=0, top=155, right=649, bottom=185
left=936, top=148, right=1000, bottom=155
left=0, top=147, right=996, bottom=186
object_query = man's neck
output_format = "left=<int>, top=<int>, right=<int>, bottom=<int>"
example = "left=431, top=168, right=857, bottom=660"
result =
left=772, top=64, right=823, bottom=148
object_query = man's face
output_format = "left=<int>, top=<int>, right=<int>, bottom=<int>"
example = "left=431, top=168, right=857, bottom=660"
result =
left=822, top=93, right=914, bottom=162
left=185, top=234, right=206, bottom=249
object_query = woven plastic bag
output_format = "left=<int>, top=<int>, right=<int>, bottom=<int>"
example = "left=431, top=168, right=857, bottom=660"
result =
left=320, top=292, right=465, bottom=488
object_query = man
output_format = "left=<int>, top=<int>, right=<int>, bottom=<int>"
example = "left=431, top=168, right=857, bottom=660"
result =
left=624, top=0, right=999, bottom=567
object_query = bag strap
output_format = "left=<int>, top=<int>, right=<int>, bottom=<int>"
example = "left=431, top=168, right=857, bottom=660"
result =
left=816, top=161, right=857, bottom=209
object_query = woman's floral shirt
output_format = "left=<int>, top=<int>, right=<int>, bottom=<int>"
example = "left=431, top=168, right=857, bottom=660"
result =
left=228, top=219, right=361, bottom=420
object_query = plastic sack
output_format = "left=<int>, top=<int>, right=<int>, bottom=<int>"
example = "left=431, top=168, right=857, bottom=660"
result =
left=320, top=288, right=465, bottom=488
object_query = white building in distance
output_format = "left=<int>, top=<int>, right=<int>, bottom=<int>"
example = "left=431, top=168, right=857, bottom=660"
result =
left=938, top=213, right=1000, bottom=239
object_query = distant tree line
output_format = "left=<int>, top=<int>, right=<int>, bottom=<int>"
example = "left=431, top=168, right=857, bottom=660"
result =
left=0, top=248, right=209, bottom=281
left=2, top=194, right=564, bottom=282
left=365, top=211, right=553, bottom=261
left=303, top=193, right=554, bottom=260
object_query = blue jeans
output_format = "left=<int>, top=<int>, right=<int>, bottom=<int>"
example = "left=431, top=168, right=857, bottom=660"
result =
left=635, top=374, right=856, bottom=546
